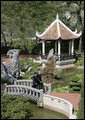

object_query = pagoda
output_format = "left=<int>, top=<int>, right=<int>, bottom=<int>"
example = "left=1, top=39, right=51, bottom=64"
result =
left=36, top=14, right=82, bottom=65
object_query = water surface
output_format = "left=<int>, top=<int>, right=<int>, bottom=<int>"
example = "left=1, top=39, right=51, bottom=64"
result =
left=29, top=102, right=68, bottom=119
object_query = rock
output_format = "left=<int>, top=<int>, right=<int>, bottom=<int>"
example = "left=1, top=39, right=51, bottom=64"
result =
left=47, top=48, right=54, bottom=60
left=1, top=63, right=15, bottom=84
left=20, top=70, right=25, bottom=76
left=26, top=66, right=32, bottom=72
left=7, top=49, right=20, bottom=78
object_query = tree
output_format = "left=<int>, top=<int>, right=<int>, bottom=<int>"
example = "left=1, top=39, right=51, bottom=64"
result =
left=1, top=1, right=84, bottom=54
left=77, top=77, right=84, bottom=119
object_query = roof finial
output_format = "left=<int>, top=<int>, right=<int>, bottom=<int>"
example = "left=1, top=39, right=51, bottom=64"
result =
left=74, top=28, right=77, bottom=33
left=36, top=30, right=39, bottom=36
left=56, top=13, right=59, bottom=20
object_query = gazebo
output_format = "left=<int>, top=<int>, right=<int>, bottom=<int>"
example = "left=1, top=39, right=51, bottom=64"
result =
left=36, top=14, right=82, bottom=65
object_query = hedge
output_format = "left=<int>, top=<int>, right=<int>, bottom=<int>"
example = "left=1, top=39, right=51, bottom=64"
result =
left=1, top=93, right=33, bottom=119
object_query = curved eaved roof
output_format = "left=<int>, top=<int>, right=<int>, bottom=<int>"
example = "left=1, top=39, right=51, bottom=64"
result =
left=36, top=14, right=82, bottom=40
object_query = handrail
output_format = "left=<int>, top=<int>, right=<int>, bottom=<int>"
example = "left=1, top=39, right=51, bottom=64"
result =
left=4, top=84, right=43, bottom=102
left=14, top=79, right=52, bottom=94
left=14, top=80, right=33, bottom=87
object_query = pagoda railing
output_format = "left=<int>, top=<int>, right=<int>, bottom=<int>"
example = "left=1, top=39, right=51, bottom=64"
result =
left=59, top=53, right=75, bottom=61
left=40, top=53, right=75, bottom=61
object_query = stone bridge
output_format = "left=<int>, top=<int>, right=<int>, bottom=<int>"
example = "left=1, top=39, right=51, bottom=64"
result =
left=4, top=79, right=79, bottom=119
left=4, top=80, right=51, bottom=102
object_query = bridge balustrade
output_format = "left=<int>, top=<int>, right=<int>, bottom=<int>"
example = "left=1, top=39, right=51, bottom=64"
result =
left=14, top=80, right=33, bottom=87
left=14, top=80, right=51, bottom=94
left=4, top=84, right=43, bottom=102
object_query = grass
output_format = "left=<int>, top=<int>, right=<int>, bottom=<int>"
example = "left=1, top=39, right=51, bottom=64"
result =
left=52, top=86, right=69, bottom=93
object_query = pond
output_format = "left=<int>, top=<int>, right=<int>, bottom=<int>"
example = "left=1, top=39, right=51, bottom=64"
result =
left=52, top=68, right=84, bottom=90
left=29, top=102, right=68, bottom=119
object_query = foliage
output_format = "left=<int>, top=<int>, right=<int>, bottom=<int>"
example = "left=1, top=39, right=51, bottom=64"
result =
left=52, top=69, right=84, bottom=93
left=53, top=68, right=62, bottom=79
left=75, top=55, right=84, bottom=66
left=19, top=58, right=41, bottom=79
left=77, top=78, right=84, bottom=119
left=1, top=1, right=84, bottom=54
left=1, top=78, right=12, bottom=85
left=1, top=93, right=33, bottom=119
left=11, top=40, right=37, bottom=54
left=69, top=82, right=81, bottom=87
left=71, top=86, right=81, bottom=92
left=69, top=73, right=83, bottom=92
left=52, top=86, right=69, bottom=93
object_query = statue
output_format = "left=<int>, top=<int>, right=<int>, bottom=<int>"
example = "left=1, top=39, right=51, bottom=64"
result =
left=7, top=49, right=20, bottom=78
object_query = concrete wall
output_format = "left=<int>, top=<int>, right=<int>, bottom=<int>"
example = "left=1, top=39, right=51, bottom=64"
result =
left=42, top=94, right=73, bottom=119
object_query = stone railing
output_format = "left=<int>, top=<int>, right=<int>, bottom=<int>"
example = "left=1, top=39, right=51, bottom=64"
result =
left=4, top=84, right=43, bottom=102
left=43, top=83, right=51, bottom=94
left=14, top=80, right=51, bottom=94
left=14, top=80, right=33, bottom=87
left=42, top=94, right=73, bottom=119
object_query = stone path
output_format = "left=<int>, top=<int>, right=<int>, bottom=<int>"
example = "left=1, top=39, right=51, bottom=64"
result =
left=1, top=54, right=39, bottom=65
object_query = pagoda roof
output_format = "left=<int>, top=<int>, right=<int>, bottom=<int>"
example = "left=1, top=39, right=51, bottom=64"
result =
left=36, top=14, right=82, bottom=40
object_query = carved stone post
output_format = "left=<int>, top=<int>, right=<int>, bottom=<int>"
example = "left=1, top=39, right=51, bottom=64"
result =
left=4, top=83, right=7, bottom=93
left=48, top=83, right=52, bottom=93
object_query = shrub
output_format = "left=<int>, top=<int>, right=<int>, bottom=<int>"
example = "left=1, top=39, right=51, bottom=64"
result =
left=75, top=55, right=84, bottom=66
left=77, top=78, right=84, bottom=119
left=1, top=78, right=12, bottom=85
left=69, top=73, right=83, bottom=92
left=71, top=86, right=81, bottom=91
left=69, top=82, right=81, bottom=88
left=1, top=94, right=33, bottom=119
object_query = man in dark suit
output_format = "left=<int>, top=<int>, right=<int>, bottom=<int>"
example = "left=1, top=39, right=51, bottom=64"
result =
left=32, top=72, right=38, bottom=89
left=37, top=71, right=43, bottom=89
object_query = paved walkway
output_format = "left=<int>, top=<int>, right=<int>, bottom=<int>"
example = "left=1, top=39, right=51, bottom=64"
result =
left=50, top=93, right=81, bottom=110
left=1, top=54, right=39, bottom=65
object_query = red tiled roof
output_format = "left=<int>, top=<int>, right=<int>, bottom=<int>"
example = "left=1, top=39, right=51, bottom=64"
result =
left=50, top=93, right=81, bottom=110
left=59, top=21, right=80, bottom=40
left=38, top=20, right=59, bottom=40
left=36, top=15, right=81, bottom=40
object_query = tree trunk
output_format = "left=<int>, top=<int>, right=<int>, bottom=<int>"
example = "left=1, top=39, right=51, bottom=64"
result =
left=1, top=31, right=7, bottom=47
left=79, top=35, right=82, bottom=54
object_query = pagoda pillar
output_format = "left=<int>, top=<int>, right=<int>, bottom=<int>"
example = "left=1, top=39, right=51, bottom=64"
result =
left=69, top=40, right=71, bottom=54
left=71, top=40, right=74, bottom=55
left=55, top=40, right=57, bottom=55
left=58, top=40, right=61, bottom=61
left=42, top=40, right=45, bottom=56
